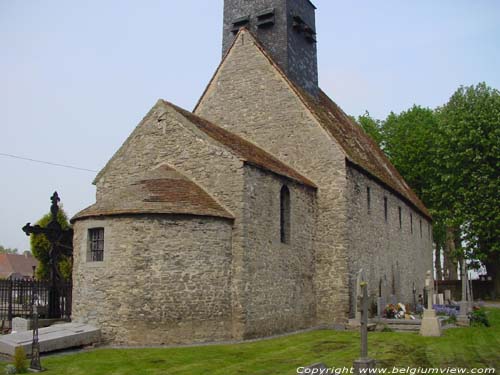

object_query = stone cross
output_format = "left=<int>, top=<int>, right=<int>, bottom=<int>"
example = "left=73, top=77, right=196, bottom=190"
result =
left=458, top=258, right=469, bottom=322
left=353, top=270, right=376, bottom=373
left=419, top=270, right=441, bottom=336
left=354, top=269, right=364, bottom=321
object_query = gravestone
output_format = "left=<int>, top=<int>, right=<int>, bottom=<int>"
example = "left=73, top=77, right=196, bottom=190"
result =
left=444, top=290, right=452, bottom=304
left=353, top=270, right=376, bottom=373
left=11, top=318, right=29, bottom=333
left=377, top=295, right=386, bottom=319
left=437, top=294, right=444, bottom=305
left=419, top=271, right=441, bottom=337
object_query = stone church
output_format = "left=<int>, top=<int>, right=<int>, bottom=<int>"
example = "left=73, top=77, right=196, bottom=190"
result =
left=71, top=0, right=432, bottom=345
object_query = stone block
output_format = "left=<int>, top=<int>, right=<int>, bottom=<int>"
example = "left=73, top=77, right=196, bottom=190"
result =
left=0, top=323, right=100, bottom=356
left=354, top=358, right=376, bottom=374
left=419, top=309, right=441, bottom=337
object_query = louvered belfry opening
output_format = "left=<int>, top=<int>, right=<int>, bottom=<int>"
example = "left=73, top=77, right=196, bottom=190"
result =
left=222, top=0, right=319, bottom=97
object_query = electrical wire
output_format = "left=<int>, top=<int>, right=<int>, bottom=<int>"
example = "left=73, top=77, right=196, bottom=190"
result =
left=0, top=152, right=98, bottom=173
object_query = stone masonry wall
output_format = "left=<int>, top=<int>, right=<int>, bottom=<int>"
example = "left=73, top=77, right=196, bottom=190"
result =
left=242, top=165, right=316, bottom=338
left=77, top=101, right=250, bottom=341
left=346, top=166, right=433, bottom=315
left=196, top=30, right=350, bottom=324
left=72, top=216, right=233, bottom=345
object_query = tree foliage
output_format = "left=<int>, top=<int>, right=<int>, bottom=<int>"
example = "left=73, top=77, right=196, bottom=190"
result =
left=436, top=83, right=500, bottom=290
left=30, top=207, right=72, bottom=281
left=0, top=246, right=18, bottom=254
left=357, top=111, right=384, bottom=148
left=356, top=83, right=499, bottom=293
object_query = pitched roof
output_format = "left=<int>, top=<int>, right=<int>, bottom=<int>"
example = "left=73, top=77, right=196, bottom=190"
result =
left=301, top=90, right=431, bottom=219
left=72, top=165, right=234, bottom=222
left=196, top=29, right=430, bottom=220
left=0, top=253, right=37, bottom=279
left=164, top=100, right=317, bottom=189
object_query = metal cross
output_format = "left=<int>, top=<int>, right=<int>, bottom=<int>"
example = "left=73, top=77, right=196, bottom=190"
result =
left=22, top=192, right=73, bottom=319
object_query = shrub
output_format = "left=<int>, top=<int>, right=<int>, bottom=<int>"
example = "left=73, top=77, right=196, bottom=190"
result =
left=4, top=365, right=16, bottom=375
left=470, top=308, right=490, bottom=327
left=13, top=346, right=27, bottom=373
left=381, top=325, right=393, bottom=332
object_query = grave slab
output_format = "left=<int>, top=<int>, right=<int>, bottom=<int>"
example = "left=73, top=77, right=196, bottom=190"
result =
left=0, top=323, right=100, bottom=356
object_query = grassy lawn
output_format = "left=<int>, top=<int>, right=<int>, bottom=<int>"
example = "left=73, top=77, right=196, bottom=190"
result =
left=3, top=309, right=499, bottom=374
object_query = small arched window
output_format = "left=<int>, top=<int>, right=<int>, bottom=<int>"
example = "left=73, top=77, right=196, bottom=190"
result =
left=280, top=185, right=291, bottom=244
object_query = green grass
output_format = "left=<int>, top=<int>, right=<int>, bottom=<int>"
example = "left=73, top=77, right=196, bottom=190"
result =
left=3, top=309, right=499, bottom=374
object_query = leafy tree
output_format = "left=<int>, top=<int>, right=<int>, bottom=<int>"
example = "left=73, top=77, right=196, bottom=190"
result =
left=436, top=83, right=500, bottom=295
left=30, top=207, right=72, bottom=281
left=357, top=111, right=384, bottom=148
left=0, top=246, right=18, bottom=254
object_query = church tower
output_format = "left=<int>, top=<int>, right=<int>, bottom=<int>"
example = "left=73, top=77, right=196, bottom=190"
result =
left=222, top=0, right=319, bottom=97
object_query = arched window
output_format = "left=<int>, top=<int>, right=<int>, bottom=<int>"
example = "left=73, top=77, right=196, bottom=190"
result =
left=280, top=185, right=290, bottom=244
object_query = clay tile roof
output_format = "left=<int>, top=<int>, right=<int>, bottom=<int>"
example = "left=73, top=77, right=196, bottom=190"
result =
left=0, top=253, right=38, bottom=279
left=223, top=30, right=430, bottom=219
left=164, top=100, right=317, bottom=189
left=301, top=89, right=430, bottom=219
left=72, top=165, right=234, bottom=222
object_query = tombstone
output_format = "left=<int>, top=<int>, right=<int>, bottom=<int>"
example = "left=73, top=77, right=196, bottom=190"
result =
left=377, top=295, right=386, bottom=319
left=419, top=270, right=442, bottom=337
left=444, top=290, right=452, bottom=304
left=12, top=318, right=29, bottom=333
left=353, top=270, right=376, bottom=373
left=437, top=294, right=444, bottom=305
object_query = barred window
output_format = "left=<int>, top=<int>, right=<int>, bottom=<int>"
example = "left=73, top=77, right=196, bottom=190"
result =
left=89, top=228, right=104, bottom=262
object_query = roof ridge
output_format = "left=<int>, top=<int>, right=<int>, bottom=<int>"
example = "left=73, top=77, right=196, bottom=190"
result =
left=162, top=100, right=317, bottom=189
left=193, top=29, right=430, bottom=220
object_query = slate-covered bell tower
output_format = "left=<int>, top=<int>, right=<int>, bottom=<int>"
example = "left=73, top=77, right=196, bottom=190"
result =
left=222, top=0, right=319, bottom=97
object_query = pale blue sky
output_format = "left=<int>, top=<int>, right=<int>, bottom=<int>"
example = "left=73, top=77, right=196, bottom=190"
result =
left=1, top=0, right=499, bottom=251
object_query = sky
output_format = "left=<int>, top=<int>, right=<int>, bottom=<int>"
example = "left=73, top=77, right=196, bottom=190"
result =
left=1, top=0, right=499, bottom=252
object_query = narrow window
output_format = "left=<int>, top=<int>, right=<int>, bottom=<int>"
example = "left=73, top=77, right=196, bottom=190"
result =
left=398, top=207, right=402, bottom=229
left=428, top=223, right=431, bottom=239
left=420, top=219, right=423, bottom=238
left=384, top=197, right=388, bottom=222
left=89, top=228, right=104, bottom=262
left=410, top=214, right=413, bottom=234
left=280, top=185, right=291, bottom=244
left=367, top=187, right=371, bottom=213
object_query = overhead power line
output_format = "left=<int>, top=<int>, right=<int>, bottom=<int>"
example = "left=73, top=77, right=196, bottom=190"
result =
left=0, top=152, right=98, bottom=173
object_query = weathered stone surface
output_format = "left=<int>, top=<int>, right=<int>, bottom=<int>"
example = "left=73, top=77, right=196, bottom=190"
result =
left=346, top=167, right=433, bottom=314
left=196, top=28, right=350, bottom=328
left=71, top=4, right=433, bottom=347
left=0, top=323, right=100, bottom=356
left=72, top=100, right=317, bottom=345
left=419, top=309, right=442, bottom=336
left=11, top=318, right=59, bottom=333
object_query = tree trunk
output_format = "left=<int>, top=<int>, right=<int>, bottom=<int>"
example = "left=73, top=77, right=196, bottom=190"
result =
left=484, top=257, right=500, bottom=300
left=435, top=242, right=443, bottom=280
left=443, top=227, right=458, bottom=280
